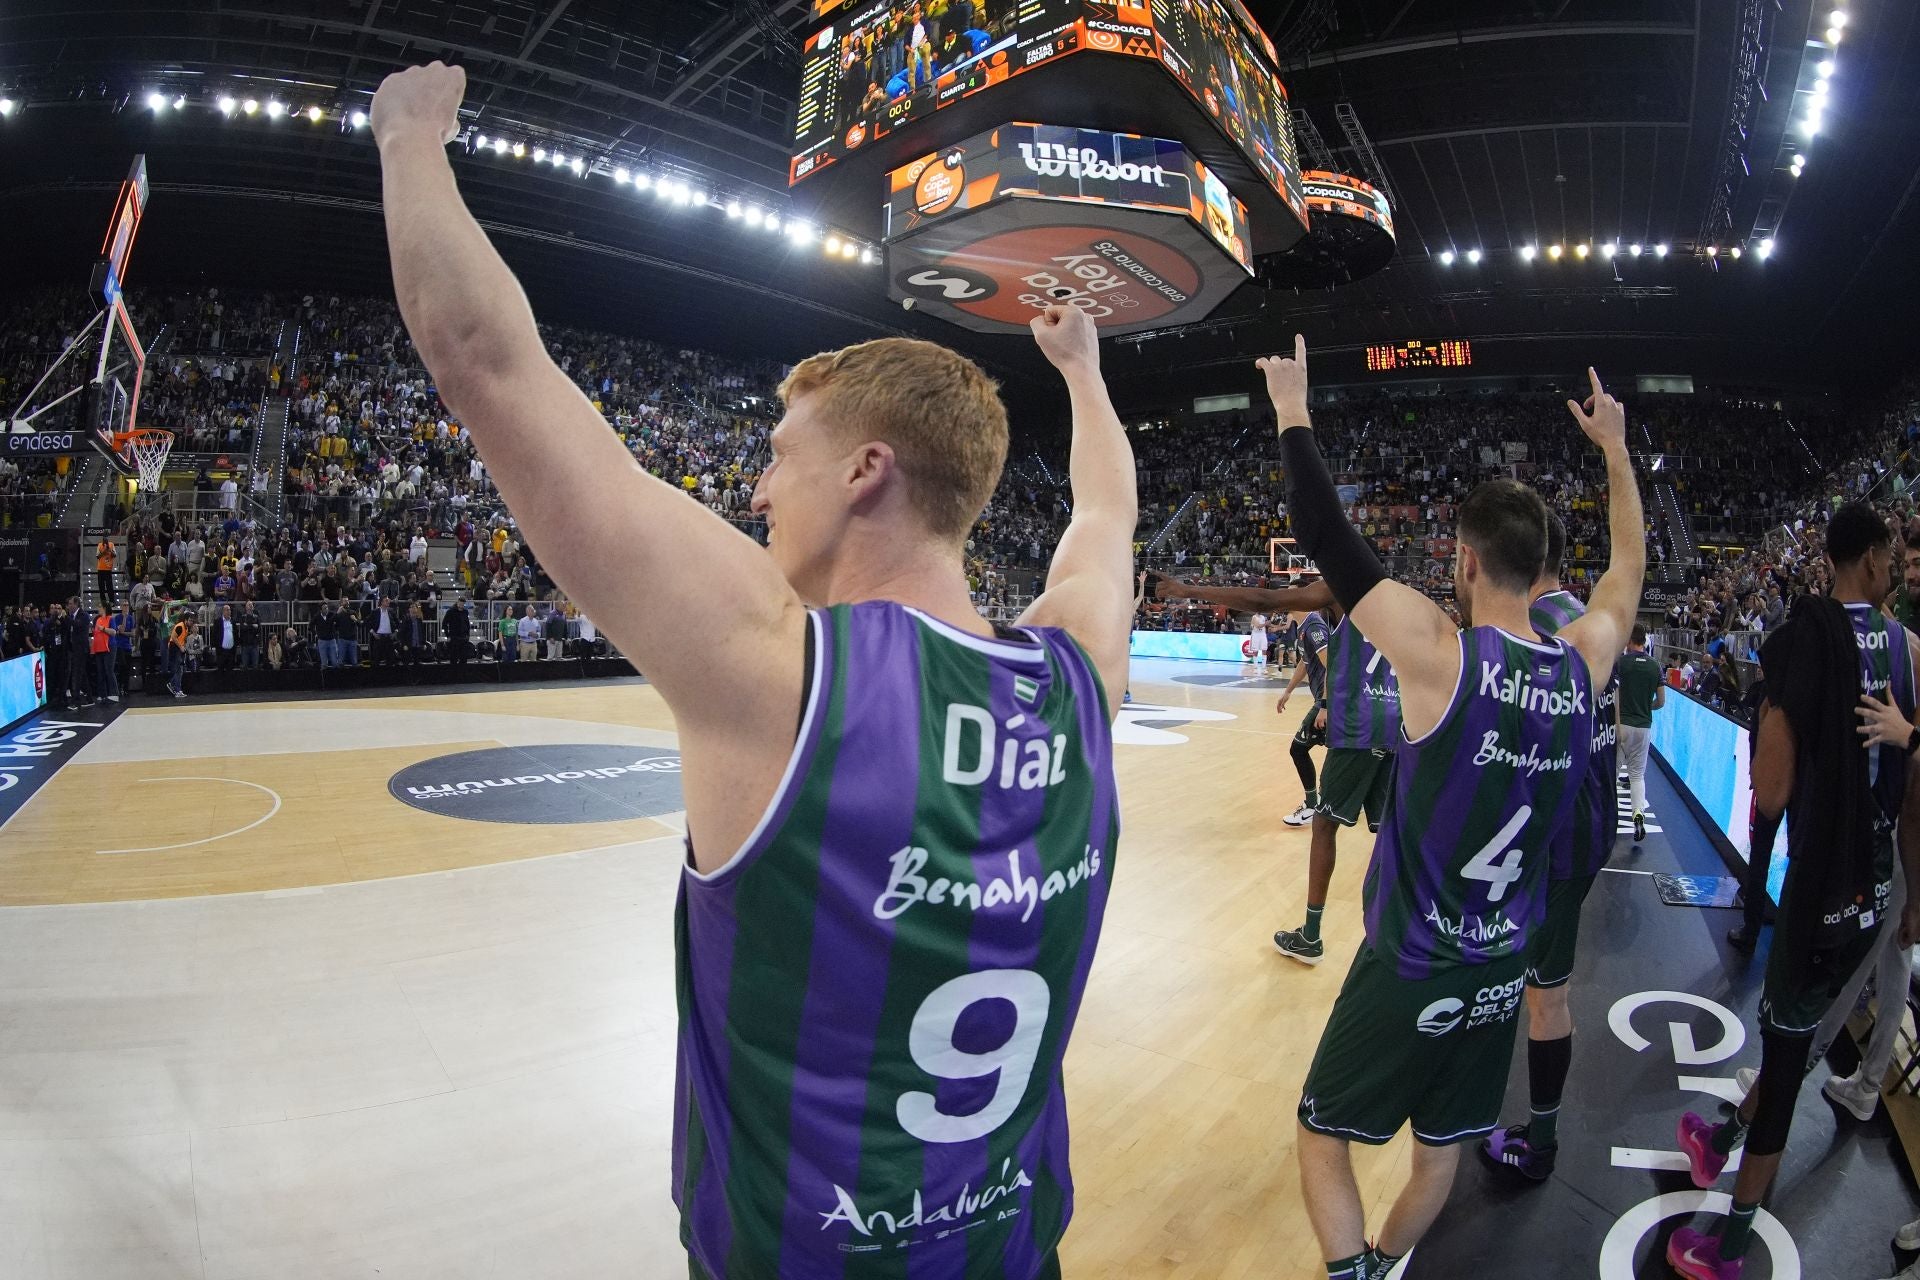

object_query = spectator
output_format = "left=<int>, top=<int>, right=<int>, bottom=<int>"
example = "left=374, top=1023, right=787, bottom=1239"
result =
left=235, top=601, right=262, bottom=670
left=543, top=604, right=568, bottom=661
left=442, top=595, right=471, bottom=665
left=517, top=603, right=541, bottom=662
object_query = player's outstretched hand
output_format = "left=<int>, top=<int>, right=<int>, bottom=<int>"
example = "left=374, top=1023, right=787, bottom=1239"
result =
left=372, top=61, right=468, bottom=147
left=1566, top=367, right=1626, bottom=452
left=1031, top=305, right=1100, bottom=375
left=1144, top=570, right=1190, bottom=600
left=1256, top=335, right=1310, bottom=425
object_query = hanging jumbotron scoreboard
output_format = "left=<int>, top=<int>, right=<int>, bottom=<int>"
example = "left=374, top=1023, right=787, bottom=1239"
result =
left=790, top=0, right=1311, bottom=336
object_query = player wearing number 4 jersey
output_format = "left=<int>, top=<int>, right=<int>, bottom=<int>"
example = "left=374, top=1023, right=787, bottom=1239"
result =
left=1480, top=515, right=1621, bottom=1183
left=372, top=61, right=1137, bottom=1280
left=1262, top=339, right=1643, bottom=1280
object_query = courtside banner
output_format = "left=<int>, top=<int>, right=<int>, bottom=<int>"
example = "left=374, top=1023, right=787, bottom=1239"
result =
left=1651, top=691, right=1788, bottom=902
left=1129, top=631, right=1249, bottom=663
left=0, top=652, right=47, bottom=734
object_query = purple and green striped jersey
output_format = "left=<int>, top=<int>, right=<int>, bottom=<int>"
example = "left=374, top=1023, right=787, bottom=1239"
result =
left=1363, top=627, right=1595, bottom=979
left=1299, top=612, right=1331, bottom=701
left=1531, top=589, right=1620, bottom=880
left=673, top=602, right=1119, bottom=1280
left=1847, top=603, right=1917, bottom=819
left=1323, top=616, right=1400, bottom=750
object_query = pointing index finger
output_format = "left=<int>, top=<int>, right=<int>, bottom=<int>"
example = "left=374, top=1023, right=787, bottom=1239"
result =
left=1587, top=366, right=1605, bottom=401
left=1294, top=333, right=1307, bottom=366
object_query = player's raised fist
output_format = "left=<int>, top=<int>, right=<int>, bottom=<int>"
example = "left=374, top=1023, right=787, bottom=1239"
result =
left=1566, top=367, right=1627, bottom=452
left=1256, top=334, right=1311, bottom=423
left=371, top=62, right=467, bottom=148
left=1145, top=570, right=1192, bottom=600
left=1030, top=305, right=1100, bottom=374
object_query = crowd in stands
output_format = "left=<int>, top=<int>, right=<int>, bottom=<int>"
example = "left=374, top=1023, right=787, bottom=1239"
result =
left=12, top=285, right=1920, bottom=696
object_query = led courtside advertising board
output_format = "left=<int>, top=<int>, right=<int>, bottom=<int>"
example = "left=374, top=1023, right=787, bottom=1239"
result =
left=1365, top=339, right=1473, bottom=373
left=0, top=652, right=47, bottom=733
left=792, top=0, right=1305, bottom=225
left=885, top=123, right=1253, bottom=335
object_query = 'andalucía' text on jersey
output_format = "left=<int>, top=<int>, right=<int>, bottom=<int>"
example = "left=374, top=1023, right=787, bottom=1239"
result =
left=1530, top=588, right=1619, bottom=878
left=1363, top=627, right=1595, bottom=979
left=673, top=603, right=1119, bottom=1280
left=1324, top=616, right=1400, bottom=749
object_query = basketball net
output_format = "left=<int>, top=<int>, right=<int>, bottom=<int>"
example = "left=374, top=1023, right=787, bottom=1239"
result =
left=120, top=429, right=174, bottom=494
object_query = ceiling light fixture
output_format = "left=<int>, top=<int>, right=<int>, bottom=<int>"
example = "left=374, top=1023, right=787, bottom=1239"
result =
left=1437, top=250, right=1455, bottom=266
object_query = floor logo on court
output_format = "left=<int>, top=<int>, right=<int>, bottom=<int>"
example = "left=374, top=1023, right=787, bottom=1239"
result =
left=388, top=744, right=683, bottom=825
left=1112, top=703, right=1237, bottom=746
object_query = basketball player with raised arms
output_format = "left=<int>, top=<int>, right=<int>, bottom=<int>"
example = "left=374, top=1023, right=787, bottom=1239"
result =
left=1264, top=337, right=1644, bottom=1280
left=1480, top=513, right=1622, bottom=1182
left=373, top=63, right=1136, bottom=1280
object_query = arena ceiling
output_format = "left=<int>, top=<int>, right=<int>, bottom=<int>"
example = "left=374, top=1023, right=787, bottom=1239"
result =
left=0, top=0, right=1916, bottom=428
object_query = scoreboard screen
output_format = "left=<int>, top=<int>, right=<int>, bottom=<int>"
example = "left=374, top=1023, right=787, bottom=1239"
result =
left=1365, top=339, right=1473, bottom=373
left=792, top=0, right=1303, bottom=220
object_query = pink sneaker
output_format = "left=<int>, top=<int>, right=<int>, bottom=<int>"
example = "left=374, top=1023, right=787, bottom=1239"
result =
left=1667, top=1226, right=1742, bottom=1279
left=1676, top=1112, right=1728, bottom=1188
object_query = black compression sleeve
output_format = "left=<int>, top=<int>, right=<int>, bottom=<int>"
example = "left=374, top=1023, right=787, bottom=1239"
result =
left=1279, top=425, right=1387, bottom=612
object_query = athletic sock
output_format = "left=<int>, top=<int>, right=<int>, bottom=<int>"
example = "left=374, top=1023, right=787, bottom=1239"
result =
left=1720, top=1200, right=1759, bottom=1259
left=1325, top=1252, right=1369, bottom=1280
left=1302, top=904, right=1325, bottom=944
left=1526, top=1034, right=1572, bottom=1150
left=1365, top=1246, right=1403, bottom=1279
left=1709, top=1110, right=1750, bottom=1156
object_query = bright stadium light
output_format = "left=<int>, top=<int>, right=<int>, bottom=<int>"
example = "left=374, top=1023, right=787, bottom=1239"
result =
left=1801, top=117, right=1821, bottom=137
left=1829, top=9, right=1848, bottom=28
left=148, top=92, right=167, bottom=112
left=1654, top=243, right=1670, bottom=257
left=764, top=213, right=782, bottom=233
left=1547, top=243, right=1563, bottom=259
left=512, top=141, right=526, bottom=158
left=1812, top=78, right=1830, bottom=99
left=492, top=137, right=507, bottom=155
left=570, top=157, right=585, bottom=175
left=790, top=220, right=816, bottom=243
left=745, top=207, right=764, bottom=227
left=1601, top=242, right=1617, bottom=259
left=533, top=147, right=547, bottom=162
left=1437, top=250, right=1455, bottom=266
left=1520, top=244, right=1537, bottom=261
left=1629, top=242, right=1643, bottom=256
left=351, top=109, right=369, bottom=128
left=725, top=200, right=742, bottom=218
left=1575, top=242, right=1590, bottom=259
left=613, top=167, right=630, bottom=184
left=265, top=100, right=285, bottom=119
left=825, top=234, right=844, bottom=255
left=632, top=170, right=651, bottom=189
left=1706, top=245, right=1719, bottom=257
left=474, top=133, right=489, bottom=150
left=241, top=98, right=259, bottom=115
left=0, top=98, right=16, bottom=117
left=174, top=95, right=186, bottom=110
left=218, top=95, right=237, bottom=115
left=1758, top=237, right=1775, bottom=259
left=307, top=106, right=323, bottom=123
left=843, top=241, right=860, bottom=259
left=1818, top=59, right=1835, bottom=77
left=1827, top=24, right=1843, bottom=43
left=1466, top=248, right=1482, bottom=264
left=1730, top=245, right=1743, bottom=259
left=861, top=247, right=875, bottom=264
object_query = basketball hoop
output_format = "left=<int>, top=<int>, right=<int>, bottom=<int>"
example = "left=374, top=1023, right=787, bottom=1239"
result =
left=114, top=428, right=174, bottom=493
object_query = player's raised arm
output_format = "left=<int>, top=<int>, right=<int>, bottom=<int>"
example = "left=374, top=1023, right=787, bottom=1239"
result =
left=1149, top=571, right=1334, bottom=614
left=371, top=63, right=804, bottom=728
left=1017, top=307, right=1139, bottom=710
left=1556, top=369, right=1645, bottom=687
left=1260, top=337, right=1460, bottom=734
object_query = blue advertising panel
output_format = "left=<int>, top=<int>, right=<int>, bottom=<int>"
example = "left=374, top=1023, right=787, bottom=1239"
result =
left=1651, top=691, right=1788, bottom=901
left=0, top=651, right=47, bottom=733
left=1129, top=630, right=1248, bottom=663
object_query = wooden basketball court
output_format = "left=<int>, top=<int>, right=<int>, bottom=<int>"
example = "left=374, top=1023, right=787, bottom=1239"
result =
left=2, top=658, right=1417, bottom=1279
